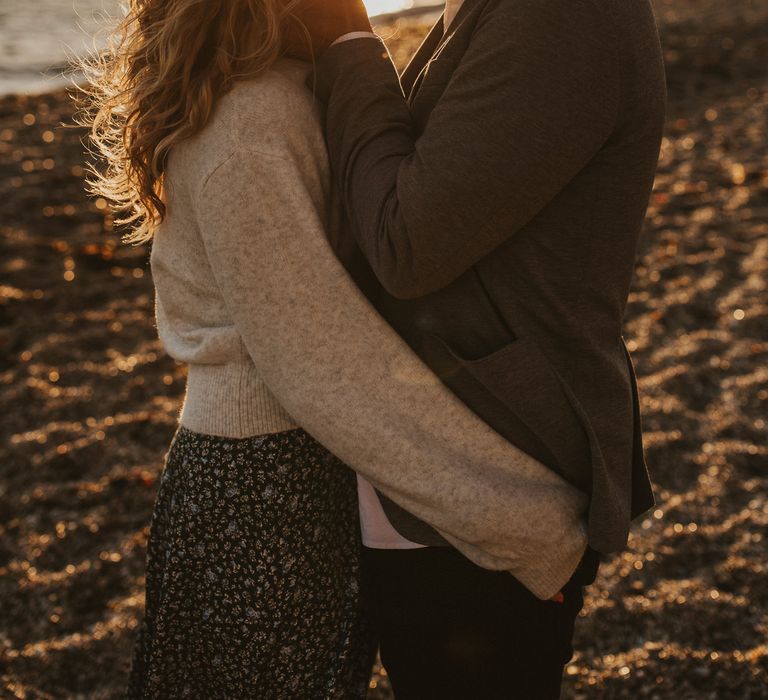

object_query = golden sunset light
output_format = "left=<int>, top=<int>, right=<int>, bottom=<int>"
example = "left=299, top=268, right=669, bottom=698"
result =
left=364, top=0, right=415, bottom=16
left=2, top=0, right=766, bottom=697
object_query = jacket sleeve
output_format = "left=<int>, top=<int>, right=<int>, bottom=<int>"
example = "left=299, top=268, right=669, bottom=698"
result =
left=195, top=146, right=588, bottom=599
left=314, top=0, right=620, bottom=298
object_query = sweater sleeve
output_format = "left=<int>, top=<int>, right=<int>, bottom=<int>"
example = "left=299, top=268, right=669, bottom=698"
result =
left=314, top=0, right=620, bottom=299
left=195, top=147, right=589, bottom=599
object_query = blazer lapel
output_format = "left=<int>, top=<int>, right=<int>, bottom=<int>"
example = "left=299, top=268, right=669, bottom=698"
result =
left=400, top=14, right=446, bottom=100
left=402, top=0, right=489, bottom=109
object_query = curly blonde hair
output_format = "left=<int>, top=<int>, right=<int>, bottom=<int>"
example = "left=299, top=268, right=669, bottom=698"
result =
left=80, top=0, right=302, bottom=243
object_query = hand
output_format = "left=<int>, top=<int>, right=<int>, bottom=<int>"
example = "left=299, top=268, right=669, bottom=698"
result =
left=283, top=0, right=373, bottom=62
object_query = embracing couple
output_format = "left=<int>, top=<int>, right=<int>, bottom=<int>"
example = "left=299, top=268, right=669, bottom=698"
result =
left=85, top=0, right=665, bottom=697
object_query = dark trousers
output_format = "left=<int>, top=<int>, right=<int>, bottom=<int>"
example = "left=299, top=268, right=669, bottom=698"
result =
left=361, top=545, right=601, bottom=700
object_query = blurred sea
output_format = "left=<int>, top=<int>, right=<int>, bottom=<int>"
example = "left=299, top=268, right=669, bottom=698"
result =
left=0, top=0, right=122, bottom=95
left=0, top=0, right=435, bottom=96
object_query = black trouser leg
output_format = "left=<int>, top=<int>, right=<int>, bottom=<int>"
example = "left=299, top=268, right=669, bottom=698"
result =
left=361, top=545, right=600, bottom=700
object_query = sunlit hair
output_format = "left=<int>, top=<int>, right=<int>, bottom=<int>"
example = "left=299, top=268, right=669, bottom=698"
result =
left=79, top=0, right=303, bottom=243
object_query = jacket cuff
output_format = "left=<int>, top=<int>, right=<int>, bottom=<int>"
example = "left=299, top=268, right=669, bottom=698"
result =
left=331, top=31, right=380, bottom=47
left=313, top=35, right=395, bottom=104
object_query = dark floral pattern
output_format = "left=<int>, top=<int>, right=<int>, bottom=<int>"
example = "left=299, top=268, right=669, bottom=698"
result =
left=126, top=427, right=377, bottom=699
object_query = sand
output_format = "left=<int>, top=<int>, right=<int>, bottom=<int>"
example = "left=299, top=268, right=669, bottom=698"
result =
left=1, top=0, right=766, bottom=697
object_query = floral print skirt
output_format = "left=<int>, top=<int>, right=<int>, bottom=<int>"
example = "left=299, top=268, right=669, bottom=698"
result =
left=126, top=427, right=377, bottom=699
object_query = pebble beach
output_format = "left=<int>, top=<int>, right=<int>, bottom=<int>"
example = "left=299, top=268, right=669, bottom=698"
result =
left=1, top=0, right=767, bottom=697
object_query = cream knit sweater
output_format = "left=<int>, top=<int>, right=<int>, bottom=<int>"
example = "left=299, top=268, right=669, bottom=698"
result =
left=150, top=59, right=589, bottom=599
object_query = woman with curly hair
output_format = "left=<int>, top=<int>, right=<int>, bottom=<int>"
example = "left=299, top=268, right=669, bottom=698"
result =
left=81, top=1, right=589, bottom=696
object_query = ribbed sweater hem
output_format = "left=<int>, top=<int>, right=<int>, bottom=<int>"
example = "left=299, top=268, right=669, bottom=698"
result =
left=179, top=362, right=299, bottom=438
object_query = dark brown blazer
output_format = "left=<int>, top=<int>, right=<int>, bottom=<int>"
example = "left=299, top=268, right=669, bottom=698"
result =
left=315, top=0, right=666, bottom=553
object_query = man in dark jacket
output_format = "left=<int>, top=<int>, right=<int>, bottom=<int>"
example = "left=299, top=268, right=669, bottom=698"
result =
left=289, top=0, right=666, bottom=696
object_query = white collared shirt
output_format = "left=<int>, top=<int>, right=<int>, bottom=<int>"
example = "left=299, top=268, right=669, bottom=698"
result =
left=443, top=0, right=465, bottom=32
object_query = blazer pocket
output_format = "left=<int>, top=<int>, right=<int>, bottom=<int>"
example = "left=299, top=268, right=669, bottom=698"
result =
left=426, top=333, right=591, bottom=479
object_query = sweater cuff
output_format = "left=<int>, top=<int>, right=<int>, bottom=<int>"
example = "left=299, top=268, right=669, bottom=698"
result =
left=515, top=520, right=590, bottom=600
left=438, top=514, right=590, bottom=600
